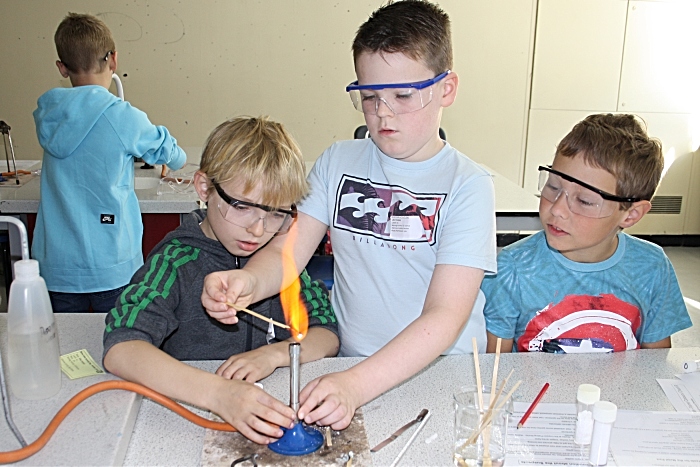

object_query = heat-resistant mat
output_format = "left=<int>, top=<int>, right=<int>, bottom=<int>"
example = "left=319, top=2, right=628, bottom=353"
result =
left=201, top=410, right=371, bottom=466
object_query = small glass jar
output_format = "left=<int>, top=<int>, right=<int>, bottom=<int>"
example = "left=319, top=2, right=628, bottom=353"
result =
left=589, top=401, right=617, bottom=466
left=575, top=384, right=601, bottom=445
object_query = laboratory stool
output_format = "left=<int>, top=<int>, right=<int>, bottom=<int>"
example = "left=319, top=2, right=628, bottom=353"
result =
left=0, top=230, right=12, bottom=304
left=305, top=255, right=334, bottom=290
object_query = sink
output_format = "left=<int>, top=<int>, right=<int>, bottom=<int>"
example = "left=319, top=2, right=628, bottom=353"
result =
left=134, top=177, right=160, bottom=190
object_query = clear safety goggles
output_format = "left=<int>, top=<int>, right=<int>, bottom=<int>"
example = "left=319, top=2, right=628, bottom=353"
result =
left=346, top=70, right=450, bottom=115
left=213, top=182, right=297, bottom=234
left=537, top=166, right=641, bottom=219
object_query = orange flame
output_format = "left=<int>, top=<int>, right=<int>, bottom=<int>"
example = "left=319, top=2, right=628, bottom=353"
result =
left=280, top=227, right=308, bottom=341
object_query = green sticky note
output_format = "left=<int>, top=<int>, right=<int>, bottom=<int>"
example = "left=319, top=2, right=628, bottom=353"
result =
left=60, top=349, right=106, bottom=379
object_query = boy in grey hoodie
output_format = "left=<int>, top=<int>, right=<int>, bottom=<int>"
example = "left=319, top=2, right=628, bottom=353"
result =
left=103, top=117, right=339, bottom=444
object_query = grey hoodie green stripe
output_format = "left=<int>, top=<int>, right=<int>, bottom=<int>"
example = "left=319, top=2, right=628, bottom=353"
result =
left=106, top=239, right=199, bottom=332
left=299, top=270, right=336, bottom=325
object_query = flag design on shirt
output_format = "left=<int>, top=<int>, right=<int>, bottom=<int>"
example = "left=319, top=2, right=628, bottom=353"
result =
left=518, top=294, right=642, bottom=353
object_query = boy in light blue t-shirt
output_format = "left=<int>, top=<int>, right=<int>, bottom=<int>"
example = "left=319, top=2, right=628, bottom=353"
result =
left=483, top=113, right=691, bottom=353
left=202, top=0, right=497, bottom=431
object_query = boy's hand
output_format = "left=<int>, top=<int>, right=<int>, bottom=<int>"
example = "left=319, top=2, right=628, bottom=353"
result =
left=202, top=270, right=257, bottom=324
left=212, top=378, right=295, bottom=444
left=297, top=371, right=361, bottom=430
left=216, top=347, right=282, bottom=382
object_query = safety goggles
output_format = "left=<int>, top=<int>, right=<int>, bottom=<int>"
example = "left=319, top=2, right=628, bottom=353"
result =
left=213, top=182, right=297, bottom=234
left=537, top=166, right=641, bottom=218
left=346, top=70, right=450, bottom=115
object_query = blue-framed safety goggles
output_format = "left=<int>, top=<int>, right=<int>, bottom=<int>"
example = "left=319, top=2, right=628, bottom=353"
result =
left=345, top=70, right=450, bottom=115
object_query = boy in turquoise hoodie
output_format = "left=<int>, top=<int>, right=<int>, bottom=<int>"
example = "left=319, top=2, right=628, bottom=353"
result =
left=33, top=13, right=186, bottom=312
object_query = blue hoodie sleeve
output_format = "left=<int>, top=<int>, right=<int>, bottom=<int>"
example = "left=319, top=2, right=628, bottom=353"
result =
left=105, top=102, right=186, bottom=170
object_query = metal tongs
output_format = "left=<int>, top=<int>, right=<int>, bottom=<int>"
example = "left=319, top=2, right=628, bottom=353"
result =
left=0, top=121, right=20, bottom=185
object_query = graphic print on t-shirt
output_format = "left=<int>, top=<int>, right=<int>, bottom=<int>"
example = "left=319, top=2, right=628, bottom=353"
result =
left=333, top=175, right=445, bottom=244
left=517, top=294, right=642, bottom=353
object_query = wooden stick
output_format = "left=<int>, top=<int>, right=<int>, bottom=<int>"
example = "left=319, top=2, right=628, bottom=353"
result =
left=488, top=369, right=514, bottom=413
left=226, top=302, right=290, bottom=329
left=483, top=338, right=501, bottom=466
left=472, top=337, right=484, bottom=411
left=324, top=426, right=333, bottom=447
left=465, top=376, right=518, bottom=447
left=479, top=369, right=514, bottom=426
left=460, top=369, right=513, bottom=452
left=490, top=338, right=501, bottom=404
left=465, top=380, right=522, bottom=445
left=478, top=369, right=513, bottom=435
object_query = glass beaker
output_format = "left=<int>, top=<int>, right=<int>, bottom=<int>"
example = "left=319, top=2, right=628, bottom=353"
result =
left=453, top=385, right=513, bottom=467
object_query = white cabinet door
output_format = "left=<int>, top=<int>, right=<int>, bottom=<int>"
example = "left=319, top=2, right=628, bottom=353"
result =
left=523, top=109, right=595, bottom=194
left=526, top=0, right=700, bottom=235
left=441, top=0, right=537, bottom=183
left=618, top=1, right=700, bottom=114
left=530, top=0, right=628, bottom=111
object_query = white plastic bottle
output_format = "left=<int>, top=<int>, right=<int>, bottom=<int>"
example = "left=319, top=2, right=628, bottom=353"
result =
left=589, top=401, right=617, bottom=466
left=7, top=259, right=62, bottom=400
left=575, top=384, right=601, bottom=445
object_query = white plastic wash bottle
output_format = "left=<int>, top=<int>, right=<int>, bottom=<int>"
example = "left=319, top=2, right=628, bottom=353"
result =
left=7, top=259, right=62, bottom=400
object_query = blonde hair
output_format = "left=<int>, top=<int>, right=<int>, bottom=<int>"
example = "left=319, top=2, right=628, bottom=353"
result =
left=199, top=116, right=308, bottom=208
left=54, top=13, right=115, bottom=74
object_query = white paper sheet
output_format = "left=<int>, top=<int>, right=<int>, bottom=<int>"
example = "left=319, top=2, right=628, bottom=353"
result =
left=506, top=402, right=613, bottom=466
left=505, top=402, right=700, bottom=466
left=657, top=379, right=700, bottom=412
left=677, top=371, right=700, bottom=389
left=610, top=410, right=700, bottom=466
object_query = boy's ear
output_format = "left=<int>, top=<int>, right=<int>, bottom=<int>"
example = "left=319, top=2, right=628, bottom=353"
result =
left=56, top=60, right=70, bottom=78
left=439, top=71, right=459, bottom=108
left=109, top=51, right=118, bottom=72
left=193, top=170, right=211, bottom=203
left=619, top=200, right=652, bottom=229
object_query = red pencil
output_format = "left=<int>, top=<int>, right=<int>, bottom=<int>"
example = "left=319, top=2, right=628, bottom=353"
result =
left=517, top=382, right=550, bottom=429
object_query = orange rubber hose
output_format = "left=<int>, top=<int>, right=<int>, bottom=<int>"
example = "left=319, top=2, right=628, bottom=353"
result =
left=0, top=170, right=31, bottom=177
left=0, top=380, right=236, bottom=464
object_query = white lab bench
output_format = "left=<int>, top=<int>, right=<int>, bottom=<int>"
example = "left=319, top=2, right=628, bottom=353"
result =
left=485, top=166, right=541, bottom=233
left=0, top=161, right=200, bottom=276
left=1, top=313, right=696, bottom=466
left=0, top=161, right=539, bottom=234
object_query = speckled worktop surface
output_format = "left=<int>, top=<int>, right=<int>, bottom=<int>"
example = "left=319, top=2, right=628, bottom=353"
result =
left=0, top=162, right=199, bottom=214
left=124, top=348, right=700, bottom=466
left=0, top=313, right=140, bottom=466
left=1, top=313, right=698, bottom=466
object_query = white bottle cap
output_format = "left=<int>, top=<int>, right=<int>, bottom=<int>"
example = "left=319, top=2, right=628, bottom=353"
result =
left=593, top=401, right=617, bottom=423
left=13, top=259, right=40, bottom=279
left=577, top=384, right=601, bottom=405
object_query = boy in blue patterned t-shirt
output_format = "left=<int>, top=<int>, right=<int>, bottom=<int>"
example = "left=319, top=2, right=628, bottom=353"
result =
left=482, top=113, right=691, bottom=353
